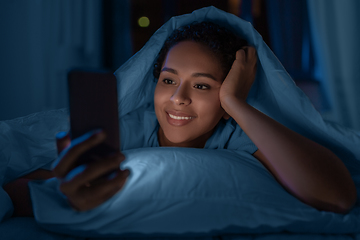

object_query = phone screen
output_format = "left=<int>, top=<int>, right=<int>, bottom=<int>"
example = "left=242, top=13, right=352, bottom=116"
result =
left=68, top=70, right=120, bottom=163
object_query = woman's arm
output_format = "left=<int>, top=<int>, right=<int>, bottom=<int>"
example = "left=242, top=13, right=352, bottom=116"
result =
left=220, top=47, right=357, bottom=214
left=2, top=169, right=53, bottom=217
left=3, top=178, right=34, bottom=217
left=222, top=97, right=357, bottom=213
left=22, top=169, right=54, bottom=180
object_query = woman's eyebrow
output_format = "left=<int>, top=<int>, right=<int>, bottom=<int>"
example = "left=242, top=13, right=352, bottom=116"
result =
left=161, top=67, right=218, bottom=81
left=161, top=67, right=177, bottom=75
left=192, top=72, right=217, bottom=81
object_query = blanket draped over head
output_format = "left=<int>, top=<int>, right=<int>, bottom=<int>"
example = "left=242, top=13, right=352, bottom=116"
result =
left=115, top=6, right=360, bottom=181
left=1, top=6, right=360, bottom=238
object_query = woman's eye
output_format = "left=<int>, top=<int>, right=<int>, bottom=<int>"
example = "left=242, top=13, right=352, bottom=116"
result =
left=194, top=84, right=210, bottom=90
left=163, top=79, right=175, bottom=85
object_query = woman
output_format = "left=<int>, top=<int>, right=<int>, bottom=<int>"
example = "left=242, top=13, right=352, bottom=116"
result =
left=4, top=20, right=357, bottom=216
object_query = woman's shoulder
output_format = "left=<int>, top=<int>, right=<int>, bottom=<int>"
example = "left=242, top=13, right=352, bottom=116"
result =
left=205, top=118, right=258, bottom=154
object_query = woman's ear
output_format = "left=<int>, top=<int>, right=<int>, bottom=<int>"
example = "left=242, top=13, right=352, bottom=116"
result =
left=222, top=112, right=231, bottom=120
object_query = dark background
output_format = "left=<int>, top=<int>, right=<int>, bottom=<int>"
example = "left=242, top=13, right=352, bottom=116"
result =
left=0, top=0, right=329, bottom=122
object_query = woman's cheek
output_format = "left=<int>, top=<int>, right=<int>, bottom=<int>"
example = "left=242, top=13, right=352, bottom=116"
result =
left=154, top=85, right=172, bottom=105
left=197, top=91, right=224, bottom=119
left=201, top=90, right=221, bottom=106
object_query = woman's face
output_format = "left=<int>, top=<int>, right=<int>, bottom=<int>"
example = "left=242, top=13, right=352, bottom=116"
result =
left=154, top=41, right=229, bottom=148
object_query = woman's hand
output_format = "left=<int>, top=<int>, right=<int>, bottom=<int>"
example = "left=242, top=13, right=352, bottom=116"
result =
left=53, top=130, right=130, bottom=211
left=219, top=46, right=257, bottom=108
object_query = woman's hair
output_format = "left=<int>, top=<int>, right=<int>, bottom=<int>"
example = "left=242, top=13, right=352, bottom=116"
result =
left=153, top=21, right=248, bottom=79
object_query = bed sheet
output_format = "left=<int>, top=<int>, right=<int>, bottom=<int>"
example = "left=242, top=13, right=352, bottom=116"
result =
left=1, top=217, right=359, bottom=240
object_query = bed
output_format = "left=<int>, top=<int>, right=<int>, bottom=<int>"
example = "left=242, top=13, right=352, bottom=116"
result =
left=1, top=6, right=360, bottom=240
left=0, top=109, right=359, bottom=239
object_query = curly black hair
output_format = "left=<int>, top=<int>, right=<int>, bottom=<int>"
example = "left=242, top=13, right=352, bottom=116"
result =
left=153, top=21, right=248, bottom=79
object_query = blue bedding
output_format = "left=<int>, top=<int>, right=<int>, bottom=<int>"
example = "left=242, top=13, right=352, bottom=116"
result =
left=29, top=147, right=360, bottom=237
left=0, top=107, right=358, bottom=239
left=1, top=6, right=360, bottom=239
left=1, top=218, right=360, bottom=240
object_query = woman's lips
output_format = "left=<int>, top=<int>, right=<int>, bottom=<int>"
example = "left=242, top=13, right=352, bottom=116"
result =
left=165, top=111, right=196, bottom=126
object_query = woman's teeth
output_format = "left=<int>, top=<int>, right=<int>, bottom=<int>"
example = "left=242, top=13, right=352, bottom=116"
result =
left=168, top=113, right=194, bottom=120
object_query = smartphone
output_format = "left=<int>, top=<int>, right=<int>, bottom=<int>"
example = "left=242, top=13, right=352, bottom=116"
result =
left=68, top=69, right=120, bottom=164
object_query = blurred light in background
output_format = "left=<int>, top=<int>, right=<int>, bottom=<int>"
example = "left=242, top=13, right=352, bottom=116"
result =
left=138, top=16, right=150, bottom=27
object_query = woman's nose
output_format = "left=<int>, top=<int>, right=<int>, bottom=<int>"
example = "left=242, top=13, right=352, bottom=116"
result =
left=170, top=85, right=191, bottom=106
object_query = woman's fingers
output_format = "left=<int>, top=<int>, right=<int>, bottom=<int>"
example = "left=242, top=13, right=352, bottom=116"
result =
left=87, top=169, right=129, bottom=205
left=220, top=46, right=258, bottom=103
left=53, top=129, right=129, bottom=211
left=235, top=48, right=246, bottom=65
left=238, top=46, right=257, bottom=76
left=245, top=46, right=257, bottom=67
left=53, top=130, right=106, bottom=178
left=55, top=131, right=71, bottom=155
left=63, top=168, right=130, bottom=211
left=237, top=46, right=257, bottom=64
left=60, top=152, right=125, bottom=192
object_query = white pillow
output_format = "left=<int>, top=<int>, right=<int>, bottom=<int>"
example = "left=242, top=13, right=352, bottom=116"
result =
left=29, top=147, right=360, bottom=238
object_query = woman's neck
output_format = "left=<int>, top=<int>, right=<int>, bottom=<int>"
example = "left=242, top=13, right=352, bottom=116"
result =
left=157, top=127, right=213, bottom=148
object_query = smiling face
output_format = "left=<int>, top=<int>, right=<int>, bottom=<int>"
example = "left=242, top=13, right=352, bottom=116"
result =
left=154, top=41, right=229, bottom=148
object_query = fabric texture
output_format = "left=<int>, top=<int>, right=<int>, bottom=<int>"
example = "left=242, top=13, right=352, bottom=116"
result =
left=0, top=5, right=359, bottom=238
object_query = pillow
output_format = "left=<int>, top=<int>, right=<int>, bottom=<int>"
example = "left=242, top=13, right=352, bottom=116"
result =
left=0, top=108, right=69, bottom=184
left=0, top=108, right=69, bottom=222
left=29, top=147, right=360, bottom=238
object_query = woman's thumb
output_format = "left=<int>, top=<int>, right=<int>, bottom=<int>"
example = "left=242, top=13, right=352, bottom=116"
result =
left=55, top=131, right=71, bottom=155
